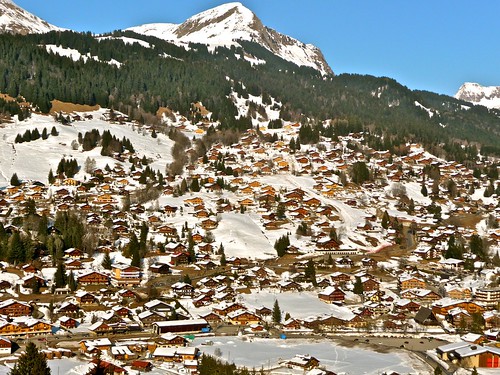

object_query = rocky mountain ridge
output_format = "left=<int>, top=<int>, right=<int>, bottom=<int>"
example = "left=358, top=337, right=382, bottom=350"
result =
left=0, top=0, right=61, bottom=35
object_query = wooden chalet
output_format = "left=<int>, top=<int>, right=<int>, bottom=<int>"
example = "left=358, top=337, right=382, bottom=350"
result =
left=77, top=271, right=110, bottom=285
left=0, top=299, right=32, bottom=317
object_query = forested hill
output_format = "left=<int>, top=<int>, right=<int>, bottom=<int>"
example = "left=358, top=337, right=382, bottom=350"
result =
left=1, top=30, right=500, bottom=159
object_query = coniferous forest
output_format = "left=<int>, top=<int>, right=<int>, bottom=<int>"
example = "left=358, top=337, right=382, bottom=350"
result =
left=0, top=30, right=499, bottom=160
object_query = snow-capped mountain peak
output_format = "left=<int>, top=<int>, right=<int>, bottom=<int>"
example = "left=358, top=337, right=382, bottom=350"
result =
left=127, top=2, right=333, bottom=76
left=455, top=82, right=500, bottom=109
left=0, top=0, right=62, bottom=34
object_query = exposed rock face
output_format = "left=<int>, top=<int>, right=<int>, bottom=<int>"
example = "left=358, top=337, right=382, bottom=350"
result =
left=128, top=2, right=333, bottom=76
left=455, top=82, right=500, bottom=109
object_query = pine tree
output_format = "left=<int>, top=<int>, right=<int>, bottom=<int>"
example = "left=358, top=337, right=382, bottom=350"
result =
left=220, top=250, right=226, bottom=266
left=48, top=169, right=55, bottom=184
left=131, top=248, right=141, bottom=267
left=10, top=173, right=21, bottom=186
left=54, top=261, right=67, bottom=288
left=381, top=211, right=390, bottom=229
left=421, top=184, right=428, bottom=197
left=102, top=252, right=112, bottom=270
left=68, top=271, right=77, bottom=292
left=353, top=277, right=364, bottom=295
left=8, top=232, right=25, bottom=265
left=190, top=178, right=200, bottom=192
left=10, top=342, right=51, bottom=375
left=51, top=126, right=58, bottom=136
left=304, top=259, right=317, bottom=286
left=151, top=129, right=157, bottom=138
left=183, top=274, right=192, bottom=285
left=272, top=300, right=282, bottom=323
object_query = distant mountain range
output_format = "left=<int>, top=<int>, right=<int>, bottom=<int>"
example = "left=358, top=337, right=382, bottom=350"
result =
left=0, top=0, right=61, bottom=34
left=455, top=82, right=500, bottom=109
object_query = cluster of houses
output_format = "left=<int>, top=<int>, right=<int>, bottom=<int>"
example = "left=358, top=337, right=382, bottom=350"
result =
left=0, top=111, right=497, bottom=374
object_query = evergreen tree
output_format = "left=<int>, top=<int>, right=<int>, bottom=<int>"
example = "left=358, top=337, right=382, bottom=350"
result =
left=131, top=247, right=141, bottom=267
left=350, top=161, right=370, bottom=184
left=54, top=262, right=67, bottom=288
left=183, top=274, right=192, bottom=285
left=10, top=173, right=21, bottom=186
left=381, top=211, right=390, bottom=229
left=125, top=232, right=140, bottom=258
left=190, top=178, right=200, bottom=192
left=151, top=129, right=157, bottom=138
left=102, top=251, right=112, bottom=270
left=353, top=277, right=364, bottom=295
left=421, top=184, right=428, bottom=197
left=68, top=271, right=77, bottom=292
left=272, top=299, right=282, bottom=324
left=445, top=235, right=463, bottom=259
left=48, top=169, right=55, bottom=184
left=41, top=127, right=48, bottom=140
left=433, top=366, right=442, bottom=375
left=304, top=259, right=317, bottom=286
left=10, top=341, right=51, bottom=375
left=220, top=250, right=226, bottom=266
left=469, top=234, right=486, bottom=260
left=51, top=126, right=58, bottom=136
left=8, top=232, right=24, bottom=265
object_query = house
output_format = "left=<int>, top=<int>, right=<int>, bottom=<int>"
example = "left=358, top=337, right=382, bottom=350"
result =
left=282, top=318, right=303, bottom=331
left=75, top=291, right=97, bottom=305
left=281, top=355, right=320, bottom=371
left=171, top=282, right=195, bottom=297
left=474, top=287, right=500, bottom=308
left=227, top=310, right=261, bottom=325
left=59, top=316, right=78, bottom=329
left=330, top=272, right=351, bottom=286
left=131, top=361, right=153, bottom=372
left=149, top=263, right=171, bottom=274
left=170, top=252, right=190, bottom=266
left=138, top=310, right=167, bottom=327
left=0, top=337, right=12, bottom=355
left=57, top=302, right=80, bottom=316
left=414, top=307, right=440, bottom=326
left=152, top=319, right=209, bottom=335
left=0, top=299, right=31, bottom=317
left=144, top=300, right=175, bottom=315
left=277, top=280, right=302, bottom=292
left=88, top=321, right=113, bottom=335
left=318, top=287, right=346, bottom=304
left=157, top=333, right=189, bottom=347
left=399, top=275, right=426, bottom=290
left=77, top=271, right=109, bottom=285
left=112, top=264, right=141, bottom=286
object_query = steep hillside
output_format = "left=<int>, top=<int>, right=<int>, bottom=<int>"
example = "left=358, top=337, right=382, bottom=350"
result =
left=0, top=0, right=61, bottom=34
left=0, top=30, right=499, bottom=160
left=127, top=2, right=332, bottom=75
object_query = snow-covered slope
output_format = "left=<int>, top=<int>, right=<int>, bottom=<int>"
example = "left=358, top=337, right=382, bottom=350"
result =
left=0, top=0, right=62, bottom=34
left=455, top=82, right=500, bottom=109
left=127, top=2, right=333, bottom=76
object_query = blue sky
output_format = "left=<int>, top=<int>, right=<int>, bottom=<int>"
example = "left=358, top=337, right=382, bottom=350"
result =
left=15, top=0, right=500, bottom=96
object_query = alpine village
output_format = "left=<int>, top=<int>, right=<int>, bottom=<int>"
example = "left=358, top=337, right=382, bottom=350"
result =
left=0, top=1, right=499, bottom=375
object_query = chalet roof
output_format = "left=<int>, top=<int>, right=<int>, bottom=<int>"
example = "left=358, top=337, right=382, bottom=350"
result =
left=153, top=318, right=207, bottom=327
left=0, top=299, right=30, bottom=309
left=81, top=338, right=112, bottom=347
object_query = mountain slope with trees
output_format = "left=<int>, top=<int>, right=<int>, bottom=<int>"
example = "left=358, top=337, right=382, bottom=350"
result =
left=0, top=30, right=499, bottom=160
